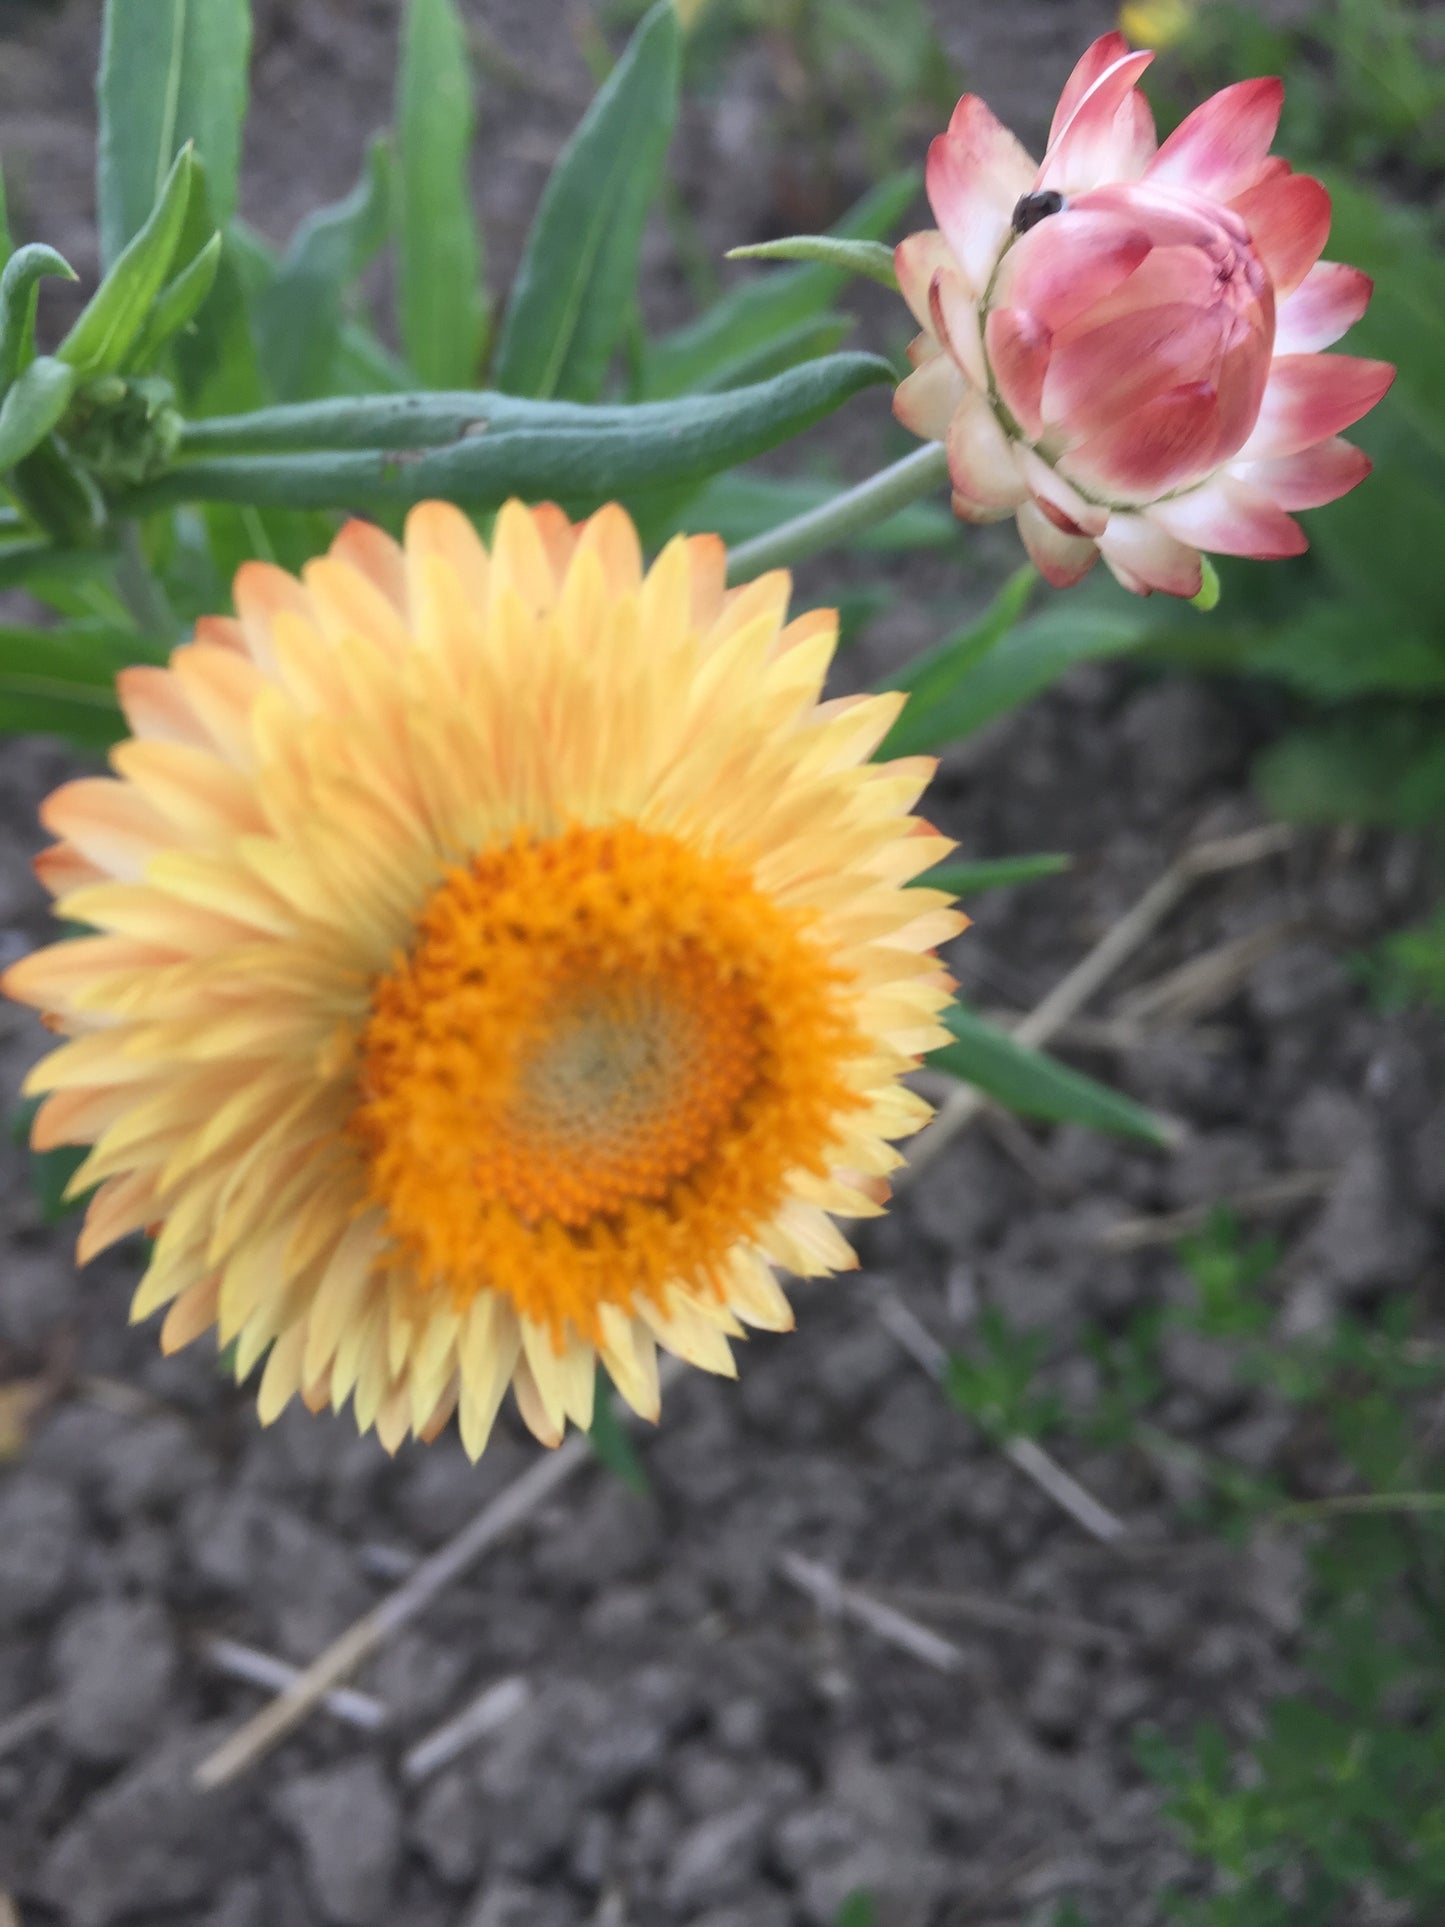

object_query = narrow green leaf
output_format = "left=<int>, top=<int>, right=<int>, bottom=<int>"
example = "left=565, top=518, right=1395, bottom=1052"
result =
left=930, top=1006, right=1172, bottom=1145
left=395, top=0, right=485, bottom=388
left=922, top=852, right=1071, bottom=896
left=60, top=146, right=196, bottom=377
left=97, top=0, right=252, bottom=270
left=258, top=137, right=392, bottom=401
left=884, top=585, right=1152, bottom=757
left=230, top=219, right=411, bottom=399
left=587, top=1373, right=650, bottom=1495
left=0, top=542, right=120, bottom=604
left=0, top=621, right=148, bottom=749
left=881, top=564, right=1035, bottom=753
left=129, top=229, right=223, bottom=370
left=682, top=314, right=853, bottom=397
left=726, top=235, right=898, bottom=290
left=11, top=1097, right=92, bottom=1224
left=492, top=0, right=681, bottom=401
left=644, top=170, right=917, bottom=400
left=133, top=352, right=894, bottom=514
left=0, top=245, right=78, bottom=390
left=0, top=357, right=78, bottom=470
left=0, top=164, right=11, bottom=270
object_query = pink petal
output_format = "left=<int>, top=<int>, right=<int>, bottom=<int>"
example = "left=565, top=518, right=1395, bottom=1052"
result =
left=1048, top=33, right=1135, bottom=146
left=1147, top=77, right=1284, bottom=200
left=1230, top=169, right=1331, bottom=299
left=992, top=208, right=1151, bottom=334
left=926, top=96, right=1036, bottom=294
left=893, top=352, right=967, bottom=444
left=1210, top=303, right=1277, bottom=462
left=1148, top=473, right=1306, bottom=558
left=1275, top=261, right=1373, bottom=354
left=1038, top=50, right=1156, bottom=194
left=984, top=307, right=1049, bottom=440
left=895, top=229, right=954, bottom=333
left=1060, top=380, right=1223, bottom=501
left=929, top=265, right=990, bottom=391
left=1020, top=449, right=1109, bottom=538
left=1016, top=500, right=1099, bottom=586
left=1098, top=513, right=1203, bottom=597
left=1239, top=353, right=1395, bottom=460
left=1230, top=436, right=1372, bottom=509
left=1042, top=302, right=1222, bottom=439
left=945, top=390, right=1027, bottom=509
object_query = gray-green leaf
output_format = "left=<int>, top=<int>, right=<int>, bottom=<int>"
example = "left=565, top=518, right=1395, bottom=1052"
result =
left=725, top=235, right=898, bottom=290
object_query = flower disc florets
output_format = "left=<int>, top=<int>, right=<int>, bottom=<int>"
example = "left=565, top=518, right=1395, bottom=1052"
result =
left=895, top=32, right=1395, bottom=595
left=5, top=502, right=964, bottom=1457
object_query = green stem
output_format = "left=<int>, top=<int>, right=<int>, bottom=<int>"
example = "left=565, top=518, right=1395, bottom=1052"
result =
left=725, top=441, right=951, bottom=584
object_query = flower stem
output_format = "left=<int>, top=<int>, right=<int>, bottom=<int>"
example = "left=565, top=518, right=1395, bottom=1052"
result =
left=725, top=441, right=952, bottom=585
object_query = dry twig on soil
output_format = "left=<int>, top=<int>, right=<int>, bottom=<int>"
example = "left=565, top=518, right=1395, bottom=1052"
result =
left=876, top=1296, right=1129, bottom=1546
left=1098, top=1170, right=1336, bottom=1252
left=400, top=1674, right=531, bottom=1783
left=779, top=1550, right=968, bottom=1674
left=195, top=1358, right=684, bottom=1791
left=0, top=1697, right=54, bottom=1764
left=197, top=1635, right=389, bottom=1733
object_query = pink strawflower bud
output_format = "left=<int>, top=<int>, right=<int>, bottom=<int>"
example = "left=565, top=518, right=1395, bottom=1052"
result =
left=895, top=34, right=1395, bottom=596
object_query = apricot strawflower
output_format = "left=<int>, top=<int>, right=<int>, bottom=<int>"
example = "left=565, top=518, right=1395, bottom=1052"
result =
left=5, top=503, right=963, bottom=1456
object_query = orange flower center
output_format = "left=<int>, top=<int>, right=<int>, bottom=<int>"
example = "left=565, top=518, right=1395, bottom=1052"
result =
left=349, top=823, right=865, bottom=1343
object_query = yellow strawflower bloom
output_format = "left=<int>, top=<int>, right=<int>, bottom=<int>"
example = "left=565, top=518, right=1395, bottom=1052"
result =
left=1118, top=0, right=1194, bottom=50
left=6, top=502, right=963, bottom=1457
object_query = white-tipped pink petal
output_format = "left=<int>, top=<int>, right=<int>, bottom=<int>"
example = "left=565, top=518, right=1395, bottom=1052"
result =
left=1275, top=262, right=1373, bottom=354
left=951, top=492, right=1014, bottom=526
left=1015, top=500, right=1099, bottom=587
left=1147, top=77, right=1284, bottom=200
left=1098, top=513, right=1203, bottom=597
left=1230, top=169, right=1332, bottom=299
left=1148, top=473, right=1307, bottom=559
left=1230, top=436, right=1372, bottom=510
left=926, top=96, right=1036, bottom=294
left=893, top=351, right=967, bottom=443
left=945, top=389, right=1027, bottom=509
left=1048, top=32, right=1135, bottom=145
left=1037, top=50, right=1155, bottom=194
left=928, top=266, right=990, bottom=390
left=993, top=208, right=1152, bottom=334
left=895, top=229, right=955, bottom=333
left=1019, top=449, right=1108, bottom=538
left=1239, top=354, right=1396, bottom=461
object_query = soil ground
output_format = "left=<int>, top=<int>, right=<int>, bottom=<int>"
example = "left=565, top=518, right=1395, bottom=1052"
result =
left=0, top=5, right=1441, bottom=1925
